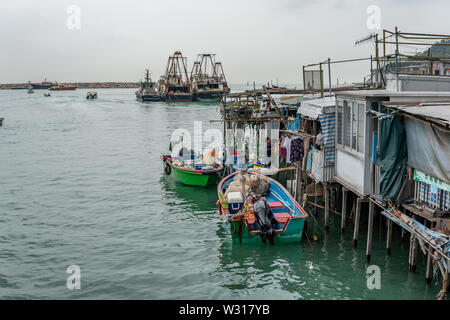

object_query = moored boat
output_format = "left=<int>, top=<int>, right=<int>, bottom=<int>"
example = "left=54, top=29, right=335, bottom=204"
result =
left=135, top=69, right=161, bottom=101
left=43, top=93, right=51, bottom=97
left=191, top=54, right=230, bottom=102
left=27, top=86, right=34, bottom=94
left=160, top=51, right=194, bottom=102
left=161, top=154, right=223, bottom=187
left=217, top=171, right=307, bottom=244
left=30, top=79, right=55, bottom=89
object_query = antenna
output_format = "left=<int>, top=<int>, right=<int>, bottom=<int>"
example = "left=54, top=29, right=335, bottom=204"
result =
left=355, top=33, right=377, bottom=46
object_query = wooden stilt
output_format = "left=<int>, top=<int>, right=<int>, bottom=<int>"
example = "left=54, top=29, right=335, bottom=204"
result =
left=353, top=197, right=362, bottom=248
left=331, top=187, right=336, bottom=211
left=401, top=227, right=406, bottom=243
left=425, top=244, right=432, bottom=284
left=341, top=188, right=348, bottom=233
left=386, top=218, right=393, bottom=255
left=366, top=201, right=375, bottom=262
left=324, top=183, right=329, bottom=231
left=314, top=182, right=318, bottom=216
left=409, top=234, right=418, bottom=273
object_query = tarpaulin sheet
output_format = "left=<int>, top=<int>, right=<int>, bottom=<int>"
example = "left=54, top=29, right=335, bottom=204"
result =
left=405, top=118, right=450, bottom=183
left=379, top=114, right=407, bottom=199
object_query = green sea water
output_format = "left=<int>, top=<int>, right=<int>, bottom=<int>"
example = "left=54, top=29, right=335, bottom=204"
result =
left=0, top=87, right=442, bottom=299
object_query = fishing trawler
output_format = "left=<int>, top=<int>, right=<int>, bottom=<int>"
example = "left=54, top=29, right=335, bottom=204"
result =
left=135, top=69, right=161, bottom=101
left=30, top=79, right=55, bottom=89
left=191, top=54, right=230, bottom=102
left=160, top=51, right=194, bottom=102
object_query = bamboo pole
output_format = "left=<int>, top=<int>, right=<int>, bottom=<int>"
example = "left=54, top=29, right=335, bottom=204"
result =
left=366, top=201, right=375, bottom=262
left=386, top=218, right=393, bottom=255
left=341, top=187, right=348, bottom=233
left=324, top=183, right=329, bottom=230
left=353, top=197, right=362, bottom=248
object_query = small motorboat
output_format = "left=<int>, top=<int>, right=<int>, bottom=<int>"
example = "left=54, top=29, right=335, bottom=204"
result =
left=43, top=93, right=51, bottom=97
left=27, top=87, right=34, bottom=94
left=86, top=91, right=97, bottom=99
left=161, top=153, right=223, bottom=187
left=217, top=171, right=308, bottom=244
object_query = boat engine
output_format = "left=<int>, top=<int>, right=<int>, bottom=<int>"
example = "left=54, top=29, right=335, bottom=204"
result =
left=253, top=198, right=277, bottom=244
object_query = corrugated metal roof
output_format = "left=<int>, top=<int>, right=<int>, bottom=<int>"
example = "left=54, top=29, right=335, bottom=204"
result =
left=296, top=96, right=336, bottom=119
left=388, top=103, right=450, bottom=126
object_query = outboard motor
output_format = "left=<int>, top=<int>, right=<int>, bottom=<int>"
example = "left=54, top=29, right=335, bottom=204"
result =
left=253, top=198, right=277, bottom=244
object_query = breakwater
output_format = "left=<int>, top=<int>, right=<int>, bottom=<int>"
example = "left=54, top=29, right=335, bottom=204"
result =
left=0, top=82, right=139, bottom=90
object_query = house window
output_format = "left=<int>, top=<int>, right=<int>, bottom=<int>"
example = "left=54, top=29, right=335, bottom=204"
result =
left=344, top=101, right=351, bottom=147
left=357, top=104, right=365, bottom=153
left=337, top=102, right=343, bottom=145
left=351, top=102, right=358, bottom=149
left=339, top=99, right=365, bottom=154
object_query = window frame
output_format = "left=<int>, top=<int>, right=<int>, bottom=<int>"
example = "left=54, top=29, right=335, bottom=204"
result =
left=336, top=98, right=365, bottom=157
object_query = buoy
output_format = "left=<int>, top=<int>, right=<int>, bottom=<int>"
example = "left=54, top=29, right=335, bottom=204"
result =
left=309, top=262, right=314, bottom=270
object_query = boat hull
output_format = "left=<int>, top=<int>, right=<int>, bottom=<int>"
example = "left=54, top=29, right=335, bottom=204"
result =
left=49, top=87, right=76, bottom=91
left=227, top=217, right=306, bottom=244
left=31, top=84, right=52, bottom=89
left=162, top=155, right=222, bottom=187
left=197, top=91, right=222, bottom=102
left=162, top=93, right=194, bottom=102
left=171, top=167, right=219, bottom=186
left=136, top=92, right=161, bottom=101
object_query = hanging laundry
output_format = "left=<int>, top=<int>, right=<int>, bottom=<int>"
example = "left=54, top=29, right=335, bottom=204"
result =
left=280, top=136, right=287, bottom=158
left=290, top=137, right=304, bottom=163
left=282, top=136, right=292, bottom=164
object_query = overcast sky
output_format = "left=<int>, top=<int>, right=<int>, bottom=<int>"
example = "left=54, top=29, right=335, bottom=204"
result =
left=1, top=0, right=449, bottom=84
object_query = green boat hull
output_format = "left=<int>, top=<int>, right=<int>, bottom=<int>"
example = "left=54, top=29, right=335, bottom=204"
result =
left=171, top=166, right=219, bottom=187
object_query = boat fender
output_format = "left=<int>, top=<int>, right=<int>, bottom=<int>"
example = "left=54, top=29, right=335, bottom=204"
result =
left=164, top=163, right=171, bottom=175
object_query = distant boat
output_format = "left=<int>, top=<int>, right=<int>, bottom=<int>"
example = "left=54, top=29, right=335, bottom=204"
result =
left=86, top=91, right=97, bottom=99
left=44, top=93, right=51, bottom=97
left=27, top=87, right=34, bottom=94
left=191, top=54, right=230, bottom=102
left=135, top=69, right=161, bottom=101
left=49, top=84, right=76, bottom=91
left=160, top=51, right=194, bottom=102
left=0, top=118, right=4, bottom=127
left=30, top=79, right=55, bottom=89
